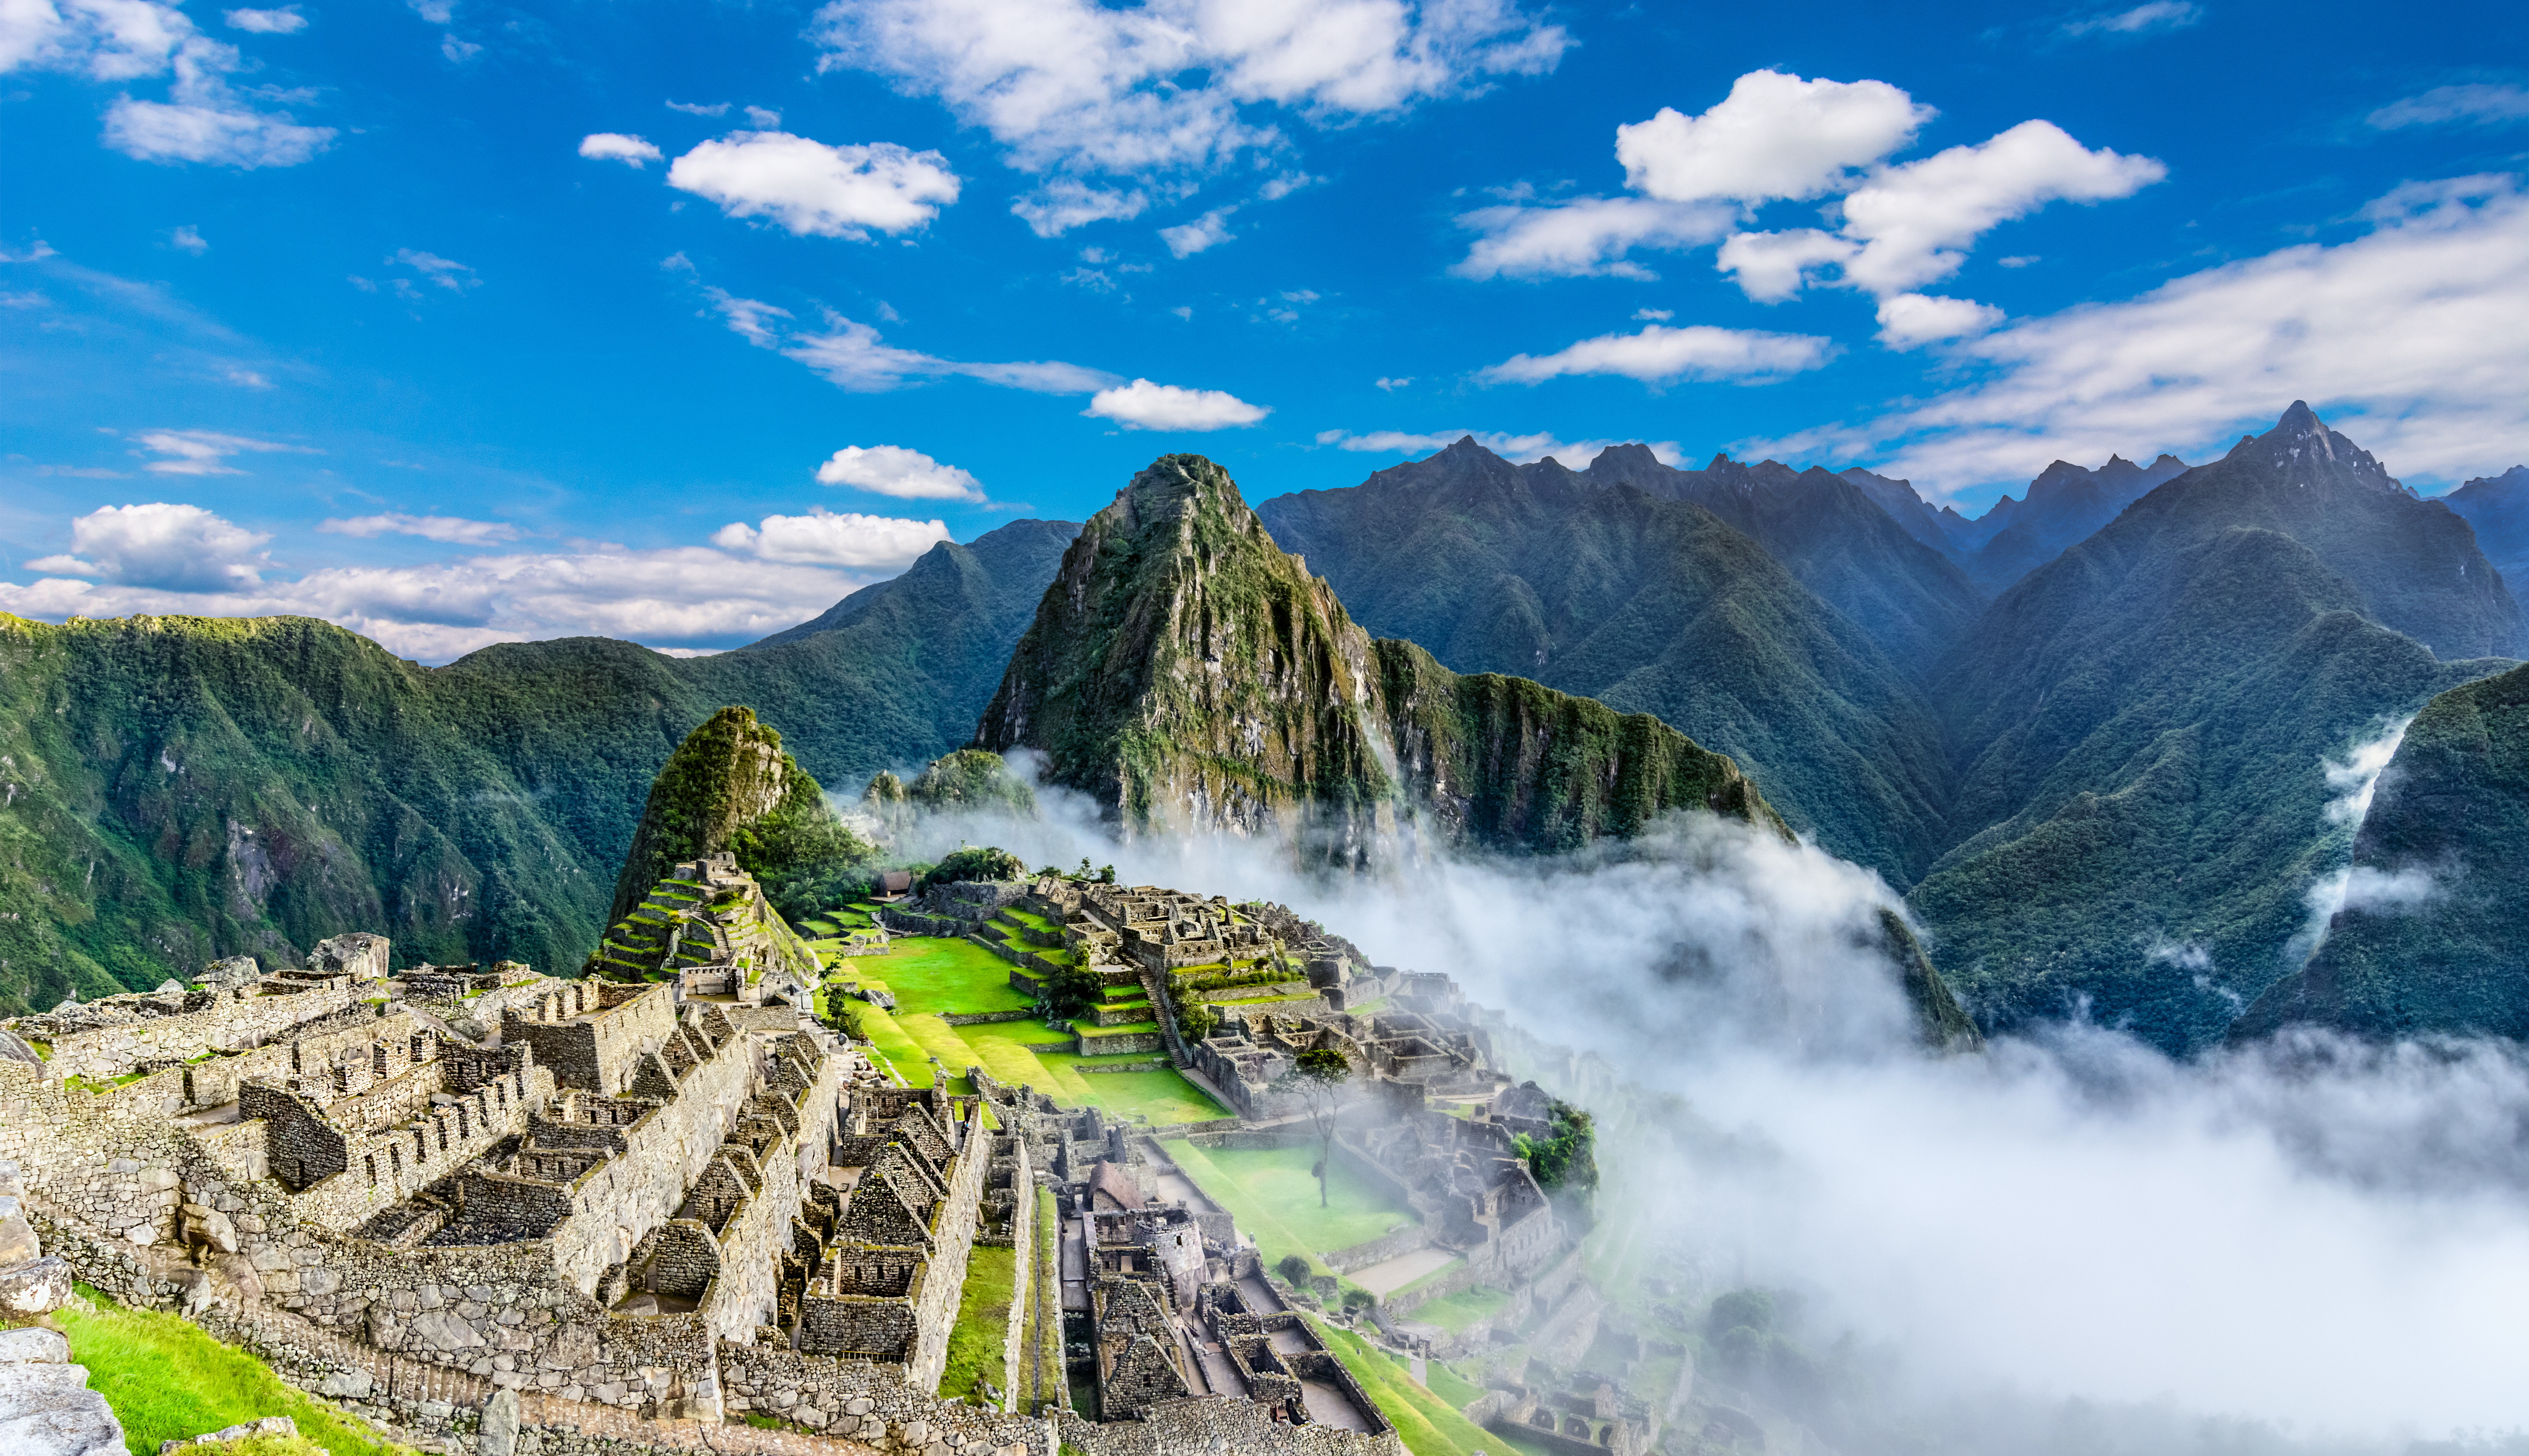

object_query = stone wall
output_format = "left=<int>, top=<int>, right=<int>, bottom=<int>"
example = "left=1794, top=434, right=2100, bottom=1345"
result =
left=1320, top=1224, right=1429, bottom=1277
left=502, top=983, right=674, bottom=1095
left=907, top=1101, right=991, bottom=1392
left=718, top=1340, right=1049, bottom=1453
left=1055, top=1398, right=1402, bottom=1456
left=34, top=981, right=362, bottom=1080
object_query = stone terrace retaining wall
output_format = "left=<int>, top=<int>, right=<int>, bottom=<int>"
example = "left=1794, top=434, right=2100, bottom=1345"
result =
left=35, top=981, right=363, bottom=1080
left=1055, top=1398, right=1403, bottom=1456
left=1320, top=1224, right=1430, bottom=1277
left=719, top=1341, right=1048, bottom=1454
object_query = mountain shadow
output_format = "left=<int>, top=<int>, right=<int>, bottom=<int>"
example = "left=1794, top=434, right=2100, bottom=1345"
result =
left=1255, top=438, right=1955, bottom=886
left=2444, top=465, right=2529, bottom=616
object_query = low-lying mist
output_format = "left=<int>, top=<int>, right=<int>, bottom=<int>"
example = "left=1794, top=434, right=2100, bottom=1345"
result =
left=859, top=766, right=2529, bottom=1446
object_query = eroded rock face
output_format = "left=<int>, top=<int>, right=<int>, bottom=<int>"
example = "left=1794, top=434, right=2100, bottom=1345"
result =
left=0, top=1358, right=130, bottom=1456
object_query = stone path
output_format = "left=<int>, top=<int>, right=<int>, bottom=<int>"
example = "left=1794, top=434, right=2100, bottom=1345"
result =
left=1346, top=1248, right=1456, bottom=1297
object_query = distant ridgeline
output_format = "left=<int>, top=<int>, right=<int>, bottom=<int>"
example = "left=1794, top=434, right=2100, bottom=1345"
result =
left=7, top=405, right=2529, bottom=1054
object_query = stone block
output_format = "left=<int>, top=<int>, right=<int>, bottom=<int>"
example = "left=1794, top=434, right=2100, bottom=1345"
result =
left=0, top=1361, right=129, bottom=1456
left=0, top=1328, right=70, bottom=1364
left=478, top=1387, right=520, bottom=1456
left=315, top=1370, right=374, bottom=1399
left=0, top=1256, right=74, bottom=1315
left=0, top=1214, right=41, bottom=1265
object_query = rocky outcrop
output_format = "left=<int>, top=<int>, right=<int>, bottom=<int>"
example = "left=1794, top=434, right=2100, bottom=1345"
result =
left=0, top=1321, right=126, bottom=1456
left=972, top=454, right=1783, bottom=863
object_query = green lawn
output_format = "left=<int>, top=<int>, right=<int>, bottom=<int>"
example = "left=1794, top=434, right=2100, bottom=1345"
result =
left=939, top=1244, right=1016, bottom=1402
left=1308, top=1316, right=1551, bottom=1456
left=1403, top=1286, right=1513, bottom=1335
left=53, top=1288, right=416, bottom=1456
left=877, top=937, right=1035, bottom=1016
left=1159, top=1140, right=1411, bottom=1273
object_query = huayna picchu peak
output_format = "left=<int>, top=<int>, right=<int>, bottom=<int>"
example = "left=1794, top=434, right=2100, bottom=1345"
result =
left=974, top=453, right=1782, bottom=861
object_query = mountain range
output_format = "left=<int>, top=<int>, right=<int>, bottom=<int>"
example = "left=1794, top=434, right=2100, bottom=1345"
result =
left=4, top=404, right=2523, bottom=1054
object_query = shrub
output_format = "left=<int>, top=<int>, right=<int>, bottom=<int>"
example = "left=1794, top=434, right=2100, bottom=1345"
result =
left=921, top=845, right=1025, bottom=890
left=1277, top=1254, right=1312, bottom=1285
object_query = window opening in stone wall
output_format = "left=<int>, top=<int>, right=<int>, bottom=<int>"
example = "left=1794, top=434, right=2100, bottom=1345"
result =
left=366, top=1154, right=376, bottom=1186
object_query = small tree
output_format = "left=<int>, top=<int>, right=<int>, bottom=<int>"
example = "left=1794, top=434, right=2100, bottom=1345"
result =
left=1271, top=1047, right=1353, bottom=1207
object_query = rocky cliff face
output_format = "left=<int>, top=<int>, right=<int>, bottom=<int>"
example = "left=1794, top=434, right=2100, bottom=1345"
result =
left=972, top=454, right=1783, bottom=862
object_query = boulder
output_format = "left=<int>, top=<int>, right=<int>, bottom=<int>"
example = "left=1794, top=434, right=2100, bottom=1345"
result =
left=314, top=1369, right=372, bottom=1399
left=180, top=1203, right=239, bottom=1255
left=0, top=1360, right=129, bottom=1456
left=0, top=1329, right=70, bottom=1364
left=0, top=1031, right=41, bottom=1066
left=0, top=1213, right=41, bottom=1265
left=0, top=1256, right=73, bottom=1315
left=159, top=1414, right=300, bottom=1452
left=201, top=956, right=261, bottom=988
left=307, top=933, right=391, bottom=982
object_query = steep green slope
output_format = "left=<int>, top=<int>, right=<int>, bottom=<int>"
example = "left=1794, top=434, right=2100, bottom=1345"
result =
left=973, top=453, right=1783, bottom=860
left=0, top=520, right=1075, bottom=1012
left=604, top=704, right=871, bottom=925
left=2234, top=661, right=2529, bottom=1039
left=1915, top=405, right=2521, bottom=1051
left=1255, top=439, right=1954, bottom=885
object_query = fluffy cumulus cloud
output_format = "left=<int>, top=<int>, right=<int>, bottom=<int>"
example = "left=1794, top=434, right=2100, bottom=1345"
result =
left=809, top=0, right=1566, bottom=229
left=577, top=132, right=662, bottom=167
left=5, top=0, right=335, bottom=166
left=1458, top=68, right=2161, bottom=329
left=815, top=444, right=985, bottom=501
left=319, top=513, right=521, bottom=545
left=1763, top=176, right=2529, bottom=494
left=1614, top=69, right=1931, bottom=205
left=666, top=132, right=961, bottom=239
left=1, top=500, right=958, bottom=660
left=1480, top=323, right=1836, bottom=386
left=1315, top=429, right=1682, bottom=466
left=23, top=501, right=271, bottom=589
left=1159, top=205, right=1238, bottom=258
left=1873, top=291, right=2005, bottom=349
left=710, top=506, right=950, bottom=566
left=1084, top=378, right=1269, bottom=429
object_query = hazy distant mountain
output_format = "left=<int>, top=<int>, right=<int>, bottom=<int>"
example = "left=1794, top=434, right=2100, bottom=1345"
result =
left=1959, top=455, right=2190, bottom=594
left=1574, top=445, right=1985, bottom=678
left=2234, top=660, right=2529, bottom=1040
left=2444, top=465, right=2529, bottom=615
left=1839, top=467, right=1963, bottom=561
left=1912, top=404, right=2522, bottom=1052
left=1256, top=438, right=1954, bottom=885
left=975, top=453, right=1785, bottom=859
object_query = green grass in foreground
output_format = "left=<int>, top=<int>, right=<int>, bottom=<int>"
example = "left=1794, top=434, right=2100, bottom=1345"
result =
left=939, top=1244, right=1016, bottom=1402
left=1159, top=1140, right=1411, bottom=1274
left=53, top=1287, right=416, bottom=1456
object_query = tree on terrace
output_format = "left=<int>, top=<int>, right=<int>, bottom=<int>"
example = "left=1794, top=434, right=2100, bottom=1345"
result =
left=1272, top=1047, right=1353, bottom=1208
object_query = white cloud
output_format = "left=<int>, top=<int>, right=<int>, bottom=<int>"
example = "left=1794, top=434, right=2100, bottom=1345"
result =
left=1450, top=196, right=1732, bottom=280
left=665, top=99, right=728, bottom=117
left=406, top=0, right=452, bottom=24
left=808, top=0, right=1566, bottom=185
left=666, top=131, right=960, bottom=239
left=1480, top=323, right=1837, bottom=386
left=23, top=501, right=270, bottom=588
left=131, top=427, right=317, bottom=475
left=169, top=224, right=207, bottom=253
left=577, top=132, right=662, bottom=167
left=1, top=501, right=956, bottom=660
left=815, top=443, right=985, bottom=501
left=1714, top=227, right=1858, bottom=302
left=2060, top=1, right=2202, bottom=37
left=1873, top=292, right=2005, bottom=348
left=437, top=33, right=477, bottom=62
left=1257, top=170, right=1321, bottom=201
left=1614, top=69, right=1931, bottom=205
left=222, top=6, right=303, bottom=33
left=1631, top=308, right=1671, bottom=321
left=1767, top=176, right=2529, bottom=494
left=780, top=313, right=1117, bottom=394
left=390, top=247, right=477, bottom=291
left=710, top=506, right=951, bottom=566
left=1012, top=180, right=1150, bottom=238
left=1316, top=429, right=1683, bottom=466
left=703, top=287, right=793, bottom=346
left=2368, top=83, right=2529, bottom=131
left=1083, top=377, right=1268, bottom=429
left=1159, top=205, right=1238, bottom=258
left=11, top=0, right=336, bottom=167
left=319, top=513, right=521, bottom=545
left=1375, top=376, right=1411, bottom=390
left=1834, top=119, right=2166, bottom=295
left=744, top=104, right=780, bottom=129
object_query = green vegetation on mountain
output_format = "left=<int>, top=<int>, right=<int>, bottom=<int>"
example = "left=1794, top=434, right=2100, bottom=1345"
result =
left=1257, top=438, right=1954, bottom=884
left=0, top=519, right=1075, bottom=1013
left=1914, top=405, right=2521, bottom=1051
left=905, top=748, right=1038, bottom=815
left=2445, top=464, right=2529, bottom=615
left=2236, top=661, right=2529, bottom=1038
left=974, top=452, right=1783, bottom=860
left=1953, top=454, right=2191, bottom=594
left=604, top=704, right=872, bottom=925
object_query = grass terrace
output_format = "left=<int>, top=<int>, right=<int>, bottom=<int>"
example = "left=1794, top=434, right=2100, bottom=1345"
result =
left=940, top=1244, right=1016, bottom=1402
left=1307, top=1316, right=1551, bottom=1456
left=1157, top=1140, right=1411, bottom=1275
left=878, top=938, right=1033, bottom=1016
left=53, top=1285, right=417, bottom=1456
left=1405, top=1285, right=1513, bottom=1335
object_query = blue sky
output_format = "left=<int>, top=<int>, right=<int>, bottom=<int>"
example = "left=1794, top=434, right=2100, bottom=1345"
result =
left=4, top=0, right=2525, bottom=658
